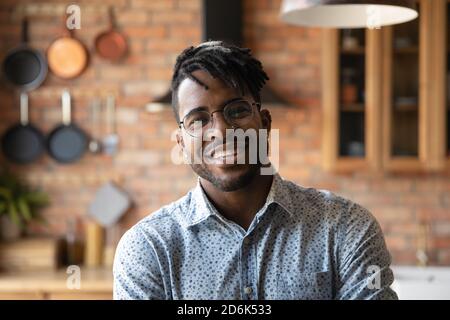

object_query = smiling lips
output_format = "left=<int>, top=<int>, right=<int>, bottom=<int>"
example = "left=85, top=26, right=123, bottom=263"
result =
left=204, top=142, right=248, bottom=164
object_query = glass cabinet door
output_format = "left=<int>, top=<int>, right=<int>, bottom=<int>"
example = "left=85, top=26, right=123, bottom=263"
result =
left=338, top=29, right=366, bottom=158
left=447, top=1, right=450, bottom=157
left=391, top=4, right=420, bottom=157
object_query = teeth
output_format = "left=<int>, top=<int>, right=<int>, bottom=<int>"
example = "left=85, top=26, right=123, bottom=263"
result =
left=213, top=148, right=236, bottom=159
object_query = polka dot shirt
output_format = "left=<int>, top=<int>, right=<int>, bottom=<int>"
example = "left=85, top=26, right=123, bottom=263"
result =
left=113, top=173, right=398, bottom=300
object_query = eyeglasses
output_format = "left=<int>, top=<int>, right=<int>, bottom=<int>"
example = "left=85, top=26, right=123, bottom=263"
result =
left=179, top=99, right=260, bottom=137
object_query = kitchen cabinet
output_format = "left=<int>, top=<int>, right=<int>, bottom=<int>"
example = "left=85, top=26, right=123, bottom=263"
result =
left=0, top=267, right=113, bottom=300
left=322, top=0, right=450, bottom=173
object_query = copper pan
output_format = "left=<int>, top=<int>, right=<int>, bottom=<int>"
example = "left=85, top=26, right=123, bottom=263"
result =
left=94, top=7, right=128, bottom=62
left=47, top=15, right=88, bottom=79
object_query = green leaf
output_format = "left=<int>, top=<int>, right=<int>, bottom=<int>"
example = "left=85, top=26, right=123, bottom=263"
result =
left=8, top=202, right=22, bottom=227
left=0, top=186, right=12, bottom=200
left=17, top=196, right=32, bottom=221
left=24, top=192, right=49, bottom=206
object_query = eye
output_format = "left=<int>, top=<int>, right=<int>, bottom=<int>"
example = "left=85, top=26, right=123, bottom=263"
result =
left=185, top=111, right=210, bottom=130
left=226, top=101, right=252, bottom=119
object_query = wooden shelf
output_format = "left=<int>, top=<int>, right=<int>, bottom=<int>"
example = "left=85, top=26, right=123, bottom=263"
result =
left=394, top=46, right=419, bottom=54
left=340, top=103, right=365, bottom=112
left=341, top=47, right=365, bottom=55
left=394, top=104, right=418, bottom=112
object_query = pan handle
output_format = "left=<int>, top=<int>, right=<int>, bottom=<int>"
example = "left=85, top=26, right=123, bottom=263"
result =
left=21, top=18, right=29, bottom=44
left=106, top=95, right=116, bottom=134
left=108, top=6, right=116, bottom=30
left=62, top=89, right=72, bottom=125
left=20, top=92, right=29, bottom=125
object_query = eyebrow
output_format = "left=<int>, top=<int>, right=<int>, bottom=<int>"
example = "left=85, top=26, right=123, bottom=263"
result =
left=181, top=97, right=244, bottom=120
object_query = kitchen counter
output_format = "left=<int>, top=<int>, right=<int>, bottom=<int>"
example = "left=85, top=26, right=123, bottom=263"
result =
left=0, top=267, right=113, bottom=300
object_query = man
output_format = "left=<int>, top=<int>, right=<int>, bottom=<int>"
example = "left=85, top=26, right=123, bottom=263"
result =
left=113, top=41, right=398, bottom=300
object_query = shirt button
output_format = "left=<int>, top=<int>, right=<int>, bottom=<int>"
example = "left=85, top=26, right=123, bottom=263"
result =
left=243, top=238, right=250, bottom=245
left=244, top=286, right=253, bottom=295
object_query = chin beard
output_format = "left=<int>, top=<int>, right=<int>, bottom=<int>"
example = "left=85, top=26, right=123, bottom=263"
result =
left=191, top=163, right=260, bottom=192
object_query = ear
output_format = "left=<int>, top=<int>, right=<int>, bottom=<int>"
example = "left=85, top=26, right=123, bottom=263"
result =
left=260, top=109, right=272, bottom=133
left=176, top=127, right=185, bottom=151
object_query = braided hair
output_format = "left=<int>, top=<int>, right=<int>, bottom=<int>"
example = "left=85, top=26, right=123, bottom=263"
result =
left=171, top=41, right=269, bottom=124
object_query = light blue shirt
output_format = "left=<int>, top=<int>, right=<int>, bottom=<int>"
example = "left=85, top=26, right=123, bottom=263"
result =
left=113, top=173, right=398, bottom=300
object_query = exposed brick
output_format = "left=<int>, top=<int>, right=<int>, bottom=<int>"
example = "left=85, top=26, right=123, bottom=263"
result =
left=130, top=0, right=175, bottom=10
left=123, top=26, right=167, bottom=38
left=116, top=10, right=149, bottom=26
left=152, top=12, right=195, bottom=25
left=0, top=0, right=447, bottom=267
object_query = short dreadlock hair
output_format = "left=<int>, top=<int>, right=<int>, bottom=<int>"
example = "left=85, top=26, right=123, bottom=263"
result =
left=171, top=41, right=269, bottom=124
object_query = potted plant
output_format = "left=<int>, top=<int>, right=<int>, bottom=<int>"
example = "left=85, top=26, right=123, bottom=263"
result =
left=0, top=170, right=49, bottom=241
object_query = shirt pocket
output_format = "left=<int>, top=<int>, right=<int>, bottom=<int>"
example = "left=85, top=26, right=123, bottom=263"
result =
left=277, top=270, right=333, bottom=300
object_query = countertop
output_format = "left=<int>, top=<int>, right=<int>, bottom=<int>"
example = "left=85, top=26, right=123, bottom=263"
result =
left=0, top=267, right=113, bottom=299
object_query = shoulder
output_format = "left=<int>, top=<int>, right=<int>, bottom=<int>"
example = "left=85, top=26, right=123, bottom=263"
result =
left=116, top=190, right=194, bottom=252
left=280, top=176, right=377, bottom=227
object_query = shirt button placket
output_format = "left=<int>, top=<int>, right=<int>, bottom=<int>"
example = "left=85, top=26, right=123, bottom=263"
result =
left=241, top=236, right=256, bottom=300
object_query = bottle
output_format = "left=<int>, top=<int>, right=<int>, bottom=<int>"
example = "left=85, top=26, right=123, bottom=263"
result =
left=341, top=68, right=358, bottom=104
left=65, top=217, right=84, bottom=266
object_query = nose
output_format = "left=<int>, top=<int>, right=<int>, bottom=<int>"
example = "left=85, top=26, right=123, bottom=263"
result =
left=205, top=111, right=234, bottom=141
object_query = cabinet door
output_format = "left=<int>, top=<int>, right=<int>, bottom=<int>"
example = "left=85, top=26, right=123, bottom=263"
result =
left=322, top=28, right=370, bottom=172
left=338, top=29, right=366, bottom=158
left=382, top=1, right=421, bottom=171
left=322, top=27, right=383, bottom=172
left=446, top=0, right=450, bottom=167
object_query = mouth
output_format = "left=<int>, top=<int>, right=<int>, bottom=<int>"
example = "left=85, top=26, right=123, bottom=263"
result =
left=204, top=142, right=248, bottom=165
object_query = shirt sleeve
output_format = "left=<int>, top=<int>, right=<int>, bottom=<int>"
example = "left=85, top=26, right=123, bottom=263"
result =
left=113, top=224, right=167, bottom=300
left=335, top=202, right=398, bottom=300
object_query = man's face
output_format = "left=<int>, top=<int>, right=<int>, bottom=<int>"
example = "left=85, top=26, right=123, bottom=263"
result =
left=176, top=70, right=271, bottom=192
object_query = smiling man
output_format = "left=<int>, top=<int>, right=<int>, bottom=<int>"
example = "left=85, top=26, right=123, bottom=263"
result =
left=113, top=41, right=398, bottom=300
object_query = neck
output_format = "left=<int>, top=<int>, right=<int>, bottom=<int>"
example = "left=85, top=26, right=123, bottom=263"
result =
left=200, top=173, right=274, bottom=230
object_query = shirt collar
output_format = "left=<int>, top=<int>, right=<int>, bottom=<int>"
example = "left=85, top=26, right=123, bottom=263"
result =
left=184, top=173, right=296, bottom=228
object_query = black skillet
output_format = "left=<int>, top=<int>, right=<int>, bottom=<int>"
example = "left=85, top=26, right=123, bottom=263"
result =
left=47, top=90, right=87, bottom=163
left=2, top=18, right=48, bottom=91
left=1, top=93, right=45, bottom=164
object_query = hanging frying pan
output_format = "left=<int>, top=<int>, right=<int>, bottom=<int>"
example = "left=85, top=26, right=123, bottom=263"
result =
left=1, top=93, right=45, bottom=164
left=47, top=90, right=87, bottom=163
left=94, top=7, right=128, bottom=62
left=47, top=15, right=88, bottom=79
left=2, top=18, right=48, bottom=91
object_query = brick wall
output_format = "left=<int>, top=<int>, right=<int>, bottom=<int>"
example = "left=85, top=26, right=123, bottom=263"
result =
left=0, top=0, right=449, bottom=265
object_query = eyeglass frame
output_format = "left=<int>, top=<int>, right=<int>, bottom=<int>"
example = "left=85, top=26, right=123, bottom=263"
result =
left=179, top=98, right=261, bottom=137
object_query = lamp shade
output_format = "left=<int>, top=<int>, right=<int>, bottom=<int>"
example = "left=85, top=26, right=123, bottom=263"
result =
left=280, top=0, right=418, bottom=28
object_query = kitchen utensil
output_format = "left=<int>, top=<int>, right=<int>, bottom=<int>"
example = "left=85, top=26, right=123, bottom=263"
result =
left=88, top=98, right=102, bottom=154
left=65, top=216, right=84, bottom=266
left=47, top=90, right=88, bottom=163
left=84, top=220, right=104, bottom=268
left=1, top=93, right=45, bottom=164
left=102, top=95, right=119, bottom=156
left=94, top=6, right=128, bottom=62
left=2, top=18, right=48, bottom=91
left=47, top=15, right=88, bottom=79
left=88, top=181, right=131, bottom=227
